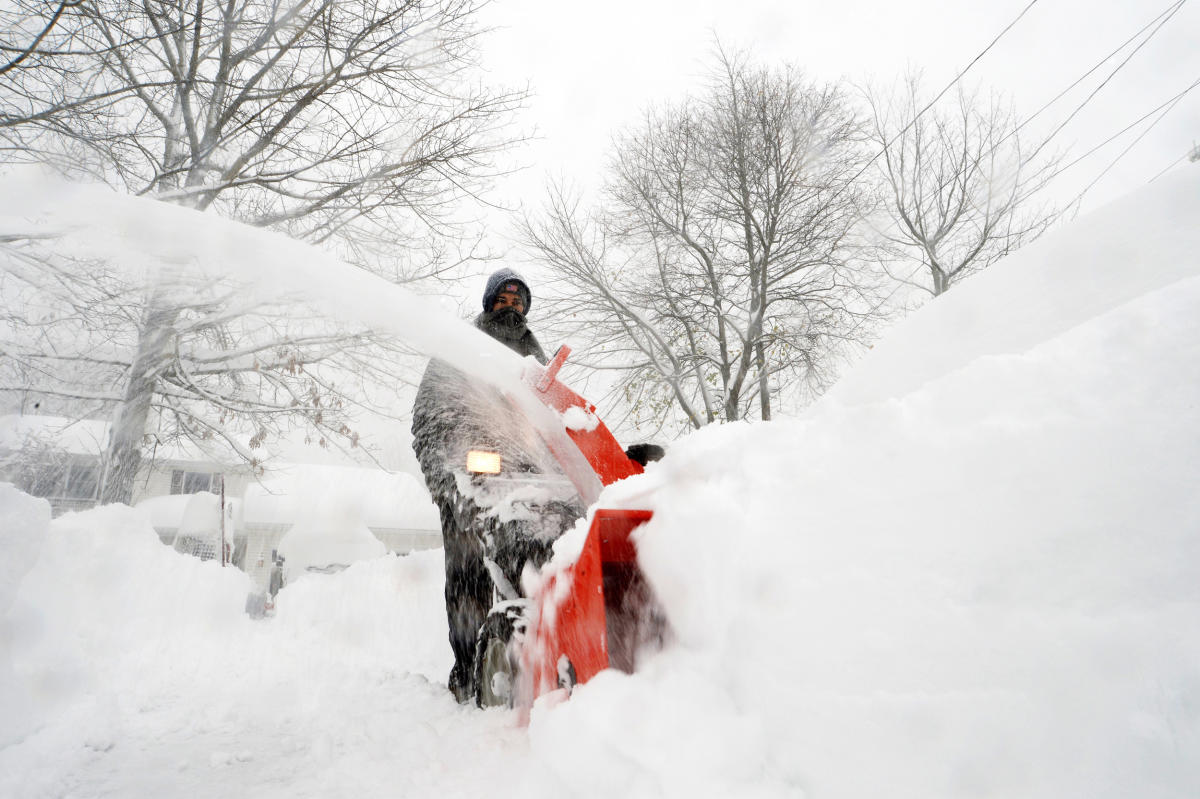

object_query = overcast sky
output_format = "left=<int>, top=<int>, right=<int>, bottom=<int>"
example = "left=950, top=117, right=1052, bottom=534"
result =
left=475, top=0, right=1199, bottom=227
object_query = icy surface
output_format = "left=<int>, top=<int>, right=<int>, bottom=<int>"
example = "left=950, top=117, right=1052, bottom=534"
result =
left=1, top=169, right=1199, bottom=797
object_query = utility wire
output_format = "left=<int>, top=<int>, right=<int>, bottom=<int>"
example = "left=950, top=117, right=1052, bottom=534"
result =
left=848, top=0, right=1041, bottom=190
left=962, top=0, right=1188, bottom=207
left=1045, top=75, right=1200, bottom=184
left=838, top=1, right=1046, bottom=338
left=1005, top=0, right=1187, bottom=153
left=847, top=3, right=1192, bottom=344
left=1147, top=149, right=1194, bottom=183
left=1023, top=0, right=1188, bottom=164
left=1069, top=75, right=1200, bottom=205
left=906, top=0, right=1189, bottom=212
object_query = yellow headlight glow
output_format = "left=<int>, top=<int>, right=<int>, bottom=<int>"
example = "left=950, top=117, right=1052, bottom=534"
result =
left=466, top=450, right=502, bottom=474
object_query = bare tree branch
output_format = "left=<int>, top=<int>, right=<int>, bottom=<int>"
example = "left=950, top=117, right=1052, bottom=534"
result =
left=863, top=71, right=1064, bottom=298
left=523, top=48, right=885, bottom=433
left=0, top=0, right=522, bottom=501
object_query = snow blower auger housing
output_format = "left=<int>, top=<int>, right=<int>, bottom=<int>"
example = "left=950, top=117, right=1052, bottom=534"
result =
left=507, top=346, right=665, bottom=713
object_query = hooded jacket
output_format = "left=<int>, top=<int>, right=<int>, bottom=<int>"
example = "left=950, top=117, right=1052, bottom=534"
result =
left=472, top=307, right=547, bottom=365
left=481, top=267, right=533, bottom=314
left=409, top=294, right=575, bottom=700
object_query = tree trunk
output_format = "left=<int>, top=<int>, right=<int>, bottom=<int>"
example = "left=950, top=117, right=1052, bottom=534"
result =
left=931, top=266, right=950, bottom=297
left=99, top=299, right=178, bottom=505
left=756, top=340, right=771, bottom=420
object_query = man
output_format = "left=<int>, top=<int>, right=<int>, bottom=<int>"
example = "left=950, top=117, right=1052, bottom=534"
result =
left=410, top=268, right=577, bottom=703
left=412, top=268, right=665, bottom=704
left=473, top=268, right=546, bottom=364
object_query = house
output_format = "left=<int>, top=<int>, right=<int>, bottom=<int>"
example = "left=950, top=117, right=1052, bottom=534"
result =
left=0, top=413, right=253, bottom=516
left=1, top=414, right=444, bottom=596
left=137, top=462, right=444, bottom=595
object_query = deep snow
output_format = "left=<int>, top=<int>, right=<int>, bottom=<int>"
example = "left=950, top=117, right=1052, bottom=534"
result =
left=2, top=166, right=1199, bottom=798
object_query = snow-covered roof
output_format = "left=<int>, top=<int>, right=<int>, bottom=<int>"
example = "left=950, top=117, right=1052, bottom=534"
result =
left=0, top=414, right=109, bottom=456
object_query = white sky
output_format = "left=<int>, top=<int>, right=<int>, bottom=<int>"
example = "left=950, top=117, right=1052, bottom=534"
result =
left=476, top=0, right=1199, bottom=223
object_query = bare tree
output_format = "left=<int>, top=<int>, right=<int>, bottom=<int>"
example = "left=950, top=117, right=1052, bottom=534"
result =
left=0, top=0, right=522, bottom=503
left=0, top=0, right=521, bottom=256
left=0, top=234, right=409, bottom=502
left=864, top=73, right=1062, bottom=298
left=523, top=49, right=881, bottom=433
left=0, top=0, right=81, bottom=77
left=0, top=432, right=74, bottom=500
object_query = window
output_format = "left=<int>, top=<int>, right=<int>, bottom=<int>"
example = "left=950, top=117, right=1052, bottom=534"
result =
left=171, top=469, right=216, bottom=495
left=62, top=463, right=99, bottom=500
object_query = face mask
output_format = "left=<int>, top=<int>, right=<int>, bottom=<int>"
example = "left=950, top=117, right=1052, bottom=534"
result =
left=490, top=305, right=526, bottom=330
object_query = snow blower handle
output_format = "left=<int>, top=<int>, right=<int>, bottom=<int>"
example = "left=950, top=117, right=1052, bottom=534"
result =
left=536, top=345, right=571, bottom=393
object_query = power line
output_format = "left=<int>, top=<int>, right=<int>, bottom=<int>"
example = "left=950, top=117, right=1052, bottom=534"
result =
left=1147, top=150, right=1193, bottom=183
left=836, top=1, right=1044, bottom=337
left=881, top=0, right=1190, bottom=219
left=1023, top=0, right=1188, bottom=163
left=848, top=3, right=1196, bottom=330
left=852, top=2, right=1195, bottom=327
left=921, top=0, right=1190, bottom=211
left=849, top=0, right=1041, bottom=189
left=1069, top=76, right=1200, bottom=205
left=1045, top=75, right=1200, bottom=184
left=1006, top=0, right=1187, bottom=155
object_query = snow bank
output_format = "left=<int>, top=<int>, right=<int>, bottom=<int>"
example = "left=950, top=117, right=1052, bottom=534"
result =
left=551, top=171, right=1200, bottom=798
left=829, top=167, right=1200, bottom=406
left=177, top=491, right=223, bottom=538
left=133, top=493, right=194, bottom=531
left=0, top=494, right=458, bottom=798
left=270, top=549, right=452, bottom=684
left=0, top=485, right=50, bottom=746
left=276, top=520, right=386, bottom=579
left=3, top=504, right=253, bottom=744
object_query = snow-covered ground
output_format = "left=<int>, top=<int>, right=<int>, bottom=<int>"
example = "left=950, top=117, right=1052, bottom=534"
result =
left=2, top=166, right=1199, bottom=798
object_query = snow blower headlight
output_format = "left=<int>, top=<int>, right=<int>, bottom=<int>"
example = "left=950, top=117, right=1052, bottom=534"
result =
left=466, top=450, right=502, bottom=475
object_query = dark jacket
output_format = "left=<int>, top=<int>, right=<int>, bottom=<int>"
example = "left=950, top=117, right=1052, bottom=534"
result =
left=472, top=307, right=547, bottom=364
left=410, top=308, right=575, bottom=700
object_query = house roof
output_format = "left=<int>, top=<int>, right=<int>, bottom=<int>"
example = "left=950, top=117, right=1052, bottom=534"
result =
left=0, top=414, right=109, bottom=456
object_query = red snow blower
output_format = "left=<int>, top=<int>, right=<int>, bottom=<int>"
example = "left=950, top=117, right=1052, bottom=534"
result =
left=510, top=346, right=666, bottom=714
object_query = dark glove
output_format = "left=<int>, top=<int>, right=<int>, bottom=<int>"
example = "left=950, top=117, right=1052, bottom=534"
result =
left=625, top=443, right=666, bottom=466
